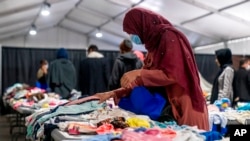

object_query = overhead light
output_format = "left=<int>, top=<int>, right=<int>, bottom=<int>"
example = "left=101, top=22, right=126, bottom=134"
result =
left=95, top=30, right=103, bottom=38
left=29, top=25, right=37, bottom=35
left=41, top=2, right=51, bottom=16
left=130, top=0, right=141, bottom=4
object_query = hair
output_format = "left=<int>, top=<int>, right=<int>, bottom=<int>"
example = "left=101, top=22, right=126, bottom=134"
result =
left=88, top=44, right=99, bottom=52
left=40, top=59, right=48, bottom=68
left=40, top=59, right=48, bottom=66
left=239, top=58, right=249, bottom=67
left=120, top=39, right=133, bottom=53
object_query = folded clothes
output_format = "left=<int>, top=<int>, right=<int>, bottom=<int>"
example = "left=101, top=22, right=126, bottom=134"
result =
left=97, top=117, right=129, bottom=129
left=67, top=123, right=97, bottom=135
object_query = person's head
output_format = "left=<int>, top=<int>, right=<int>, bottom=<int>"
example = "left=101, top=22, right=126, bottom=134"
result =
left=57, top=48, right=68, bottom=59
left=215, top=48, right=232, bottom=67
left=119, top=39, right=133, bottom=54
left=40, top=59, right=48, bottom=69
left=239, top=58, right=250, bottom=70
left=87, top=44, right=99, bottom=54
left=123, top=7, right=172, bottom=50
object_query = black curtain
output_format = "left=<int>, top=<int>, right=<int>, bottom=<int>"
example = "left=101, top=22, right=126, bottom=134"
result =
left=1, top=46, right=119, bottom=114
left=195, top=54, right=219, bottom=84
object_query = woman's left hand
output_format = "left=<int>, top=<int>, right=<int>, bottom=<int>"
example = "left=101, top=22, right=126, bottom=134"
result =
left=120, top=69, right=141, bottom=88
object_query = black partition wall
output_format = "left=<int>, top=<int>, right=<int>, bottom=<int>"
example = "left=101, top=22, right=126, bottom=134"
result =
left=0, top=46, right=119, bottom=114
left=194, top=54, right=219, bottom=84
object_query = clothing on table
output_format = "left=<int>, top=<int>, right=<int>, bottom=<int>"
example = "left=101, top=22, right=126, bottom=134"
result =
left=26, top=100, right=105, bottom=140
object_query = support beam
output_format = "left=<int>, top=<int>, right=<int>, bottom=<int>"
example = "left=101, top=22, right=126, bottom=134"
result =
left=180, top=0, right=250, bottom=26
left=56, top=0, right=83, bottom=26
left=85, top=0, right=145, bottom=36
left=0, top=16, right=35, bottom=28
left=66, top=16, right=127, bottom=39
left=60, top=25, right=119, bottom=47
left=0, top=2, right=41, bottom=17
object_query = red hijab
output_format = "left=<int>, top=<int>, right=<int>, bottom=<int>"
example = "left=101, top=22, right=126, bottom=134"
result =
left=123, top=7, right=205, bottom=112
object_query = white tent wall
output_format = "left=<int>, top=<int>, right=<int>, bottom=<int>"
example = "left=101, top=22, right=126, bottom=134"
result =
left=0, top=27, right=118, bottom=50
left=194, top=37, right=250, bottom=55
left=194, top=42, right=225, bottom=54
left=227, top=37, right=250, bottom=56
left=88, top=38, right=119, bottom=51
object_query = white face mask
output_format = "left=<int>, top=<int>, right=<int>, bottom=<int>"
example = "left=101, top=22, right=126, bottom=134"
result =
left=44, top=64, right=49, bottom=69
left=246, top=65, right=250, bottom=70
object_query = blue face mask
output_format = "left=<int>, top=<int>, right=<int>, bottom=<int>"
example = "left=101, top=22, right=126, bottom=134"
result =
left=130, top=34, right=142, bottom=45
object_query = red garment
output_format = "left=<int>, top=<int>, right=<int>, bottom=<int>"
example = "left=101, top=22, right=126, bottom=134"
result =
left=114, top=7, right=209, bottom=130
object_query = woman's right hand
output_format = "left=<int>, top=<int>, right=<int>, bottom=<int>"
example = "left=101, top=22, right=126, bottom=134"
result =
left=94, top=91, right=115, bottom=104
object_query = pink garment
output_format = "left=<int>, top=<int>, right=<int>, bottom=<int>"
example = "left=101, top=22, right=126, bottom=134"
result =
left=144, top=128, right=176, bottom=139
left=122, top=130, right=172, bottom=141
left=133, top=50, right=145, bottom=61
left=13, top=102, right=22, bottom=109
left=22, top=101, right=35, bottom=107
left=207, top=104, right=220, bottom=112
left=95, top=124, right=114, bottom=134
left=67, top=123, right=96, bottom=135
left=29, top=87, right=45, bottom=94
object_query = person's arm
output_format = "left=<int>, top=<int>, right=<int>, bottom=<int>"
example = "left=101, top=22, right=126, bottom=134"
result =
left=140, top=69, right=176, bottom=86
left=114, top=69, right=176, bottom=104
left=37, top=69, right=44, bottom=79
left=218, top=67, right=234, bottom=101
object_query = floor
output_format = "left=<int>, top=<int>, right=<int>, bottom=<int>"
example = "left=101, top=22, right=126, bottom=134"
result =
left=0, top=115, right=26, bottom=141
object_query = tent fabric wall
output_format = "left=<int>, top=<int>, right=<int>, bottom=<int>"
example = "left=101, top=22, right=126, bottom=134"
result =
left=195, top=54, right=219, bottom=84
left=1, top=46, right=119, bottom=92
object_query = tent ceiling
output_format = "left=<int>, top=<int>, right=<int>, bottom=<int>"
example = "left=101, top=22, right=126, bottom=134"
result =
left=0, top=0, right=249, bottom=48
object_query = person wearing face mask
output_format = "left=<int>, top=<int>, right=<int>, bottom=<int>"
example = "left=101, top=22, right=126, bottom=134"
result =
left=36, top=59, right=49, bottom=90
left=233, top=58, right=250, bottom=104
left=94, top=7, right=209, bottom=130
left=210, top=48, right=234, bottom=104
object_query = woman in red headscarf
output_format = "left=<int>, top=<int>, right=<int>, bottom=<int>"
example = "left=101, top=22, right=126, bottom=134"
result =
left=94, top=7, right=209, bottom=130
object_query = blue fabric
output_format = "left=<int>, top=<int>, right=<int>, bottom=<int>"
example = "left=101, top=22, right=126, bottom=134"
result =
left=118, top=86, right=166, bottom=120
left=84, top=133, right=121, bottom=141
left=134, top=127, right=147, bottom=132
left=200, top=131, right=223, bottom=141
left=212, top=124, right=227, bottom=136
left=237, top=103, right=250, bottom=110
left=35, top=81, right=48, bottom=90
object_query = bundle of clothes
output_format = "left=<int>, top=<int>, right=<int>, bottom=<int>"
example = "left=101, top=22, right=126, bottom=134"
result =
left=2, top=83, right=69, bottom=111
left=24, top=96, right=225, bottom=141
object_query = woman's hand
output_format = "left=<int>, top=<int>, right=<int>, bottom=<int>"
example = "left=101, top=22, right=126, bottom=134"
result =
left=121, top=69, right=141, bottom=88
left=94, top=91, right=115, bottom=104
